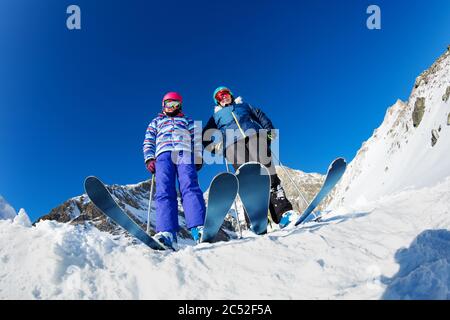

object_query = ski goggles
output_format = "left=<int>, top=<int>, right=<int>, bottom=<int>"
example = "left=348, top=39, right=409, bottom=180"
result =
left=215, top=90, right=232, bottom=102
left=163, top=100, right=182, bottom=109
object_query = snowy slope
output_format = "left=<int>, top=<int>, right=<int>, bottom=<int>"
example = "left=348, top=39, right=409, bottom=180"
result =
left=0, top=196, right=16, bottom=220
left=0, top=178, right=449, bottom=299
left=330, top=48, right=450, bottom=209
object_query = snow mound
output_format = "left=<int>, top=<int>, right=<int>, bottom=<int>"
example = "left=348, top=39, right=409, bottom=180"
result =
left=13, top=209, right=32, bottom=227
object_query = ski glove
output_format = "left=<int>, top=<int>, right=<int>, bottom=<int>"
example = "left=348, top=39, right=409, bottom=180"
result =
left=267, top=130, right=277, bottom=141
left=146, top=159, right=156, bottom=174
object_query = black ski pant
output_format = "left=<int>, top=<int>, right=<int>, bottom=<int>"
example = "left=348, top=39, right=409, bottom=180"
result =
left=224, top=133, right=293, bottom=223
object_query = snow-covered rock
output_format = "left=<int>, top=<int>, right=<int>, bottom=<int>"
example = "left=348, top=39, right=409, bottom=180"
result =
left=0, top=196, right=16, bottom=220
left=13, top=209, right=32, bottom=228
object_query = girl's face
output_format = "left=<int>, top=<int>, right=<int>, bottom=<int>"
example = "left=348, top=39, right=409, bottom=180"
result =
left=163, top=100, right=181, bottom=114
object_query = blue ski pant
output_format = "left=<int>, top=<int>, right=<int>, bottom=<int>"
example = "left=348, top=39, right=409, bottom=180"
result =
left=155, top=151, right=206, bottom=233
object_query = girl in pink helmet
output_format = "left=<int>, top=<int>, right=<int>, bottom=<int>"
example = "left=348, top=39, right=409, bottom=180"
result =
left=143, top=92, right=205, bottom=250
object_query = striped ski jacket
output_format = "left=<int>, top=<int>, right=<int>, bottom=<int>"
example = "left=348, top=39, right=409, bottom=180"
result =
left=143, top=113, right=202, bottom=163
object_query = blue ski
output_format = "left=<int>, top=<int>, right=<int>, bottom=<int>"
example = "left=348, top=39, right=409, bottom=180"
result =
left=295, top=157, right=347, bottom=226
left=236, top=162, right=271, bottom=235
left=84, top=176, right=166, bottom=250
left=201, top=172, right=239, bottom=243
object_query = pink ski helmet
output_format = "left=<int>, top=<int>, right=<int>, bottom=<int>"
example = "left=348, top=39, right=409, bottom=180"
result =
left=162, top=92, right=183, bottom=107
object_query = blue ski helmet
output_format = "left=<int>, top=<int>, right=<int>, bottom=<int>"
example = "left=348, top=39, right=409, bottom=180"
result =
left=213, top=86, right=233, bottom=105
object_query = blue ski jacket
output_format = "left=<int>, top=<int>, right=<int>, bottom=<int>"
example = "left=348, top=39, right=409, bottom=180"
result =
left=202, top=98, right=274, bottom=152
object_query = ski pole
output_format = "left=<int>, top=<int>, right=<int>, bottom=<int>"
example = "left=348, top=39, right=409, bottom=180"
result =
left=225, top=158, right=243, bottom=239
left=146, top=175, right=155, bottom=234
left=270, top=152, right=309, bottom=208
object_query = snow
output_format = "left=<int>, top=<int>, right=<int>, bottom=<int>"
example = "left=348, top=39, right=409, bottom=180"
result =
left=13, top=209, right=32, bottom=227
left=382, top=229, right=450, bottom=300
left=0, top=196, right=16, bottom=220
left=0, top=177, right=449, bottom=299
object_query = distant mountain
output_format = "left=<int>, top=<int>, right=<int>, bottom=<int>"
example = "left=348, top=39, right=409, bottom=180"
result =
left=38, top=167, right=325, bottom=241
left=38, top=180, right=201, bottom=242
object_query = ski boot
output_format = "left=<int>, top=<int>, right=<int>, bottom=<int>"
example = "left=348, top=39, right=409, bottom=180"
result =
left=270, top=184, right=294, bottom=219
left=278, top=210, right=300, bottom=229
left=190, top=225, right=204, bottom=244
left=154, top=231, right=178, bottom=251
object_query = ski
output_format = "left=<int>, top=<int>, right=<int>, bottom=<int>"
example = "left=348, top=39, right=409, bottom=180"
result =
left=236, top=162, right=271, bottom=235
left=201, top=172, right=239, bottom=243
left=84, top=176, right=166, bottom=250
left=295, top=157, right=347, bottom=226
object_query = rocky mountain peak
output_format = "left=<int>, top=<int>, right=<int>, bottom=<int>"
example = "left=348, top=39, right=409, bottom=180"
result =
left=330, top=46, right=450, bottom=210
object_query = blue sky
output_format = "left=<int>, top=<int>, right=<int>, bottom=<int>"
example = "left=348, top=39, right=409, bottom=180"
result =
left=1, top=0, right=449, bottom=222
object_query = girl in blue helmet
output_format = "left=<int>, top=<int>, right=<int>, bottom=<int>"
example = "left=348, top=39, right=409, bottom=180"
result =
left=202, top=87, right=295, bottom=228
